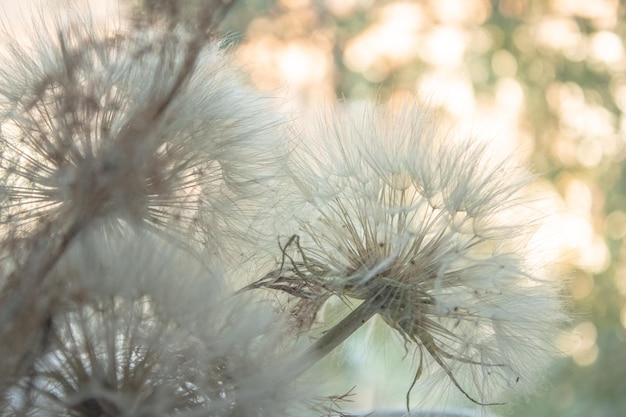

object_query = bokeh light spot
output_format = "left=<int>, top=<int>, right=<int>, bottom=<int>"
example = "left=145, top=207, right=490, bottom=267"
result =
left=558, top=322, right=599, bottom=367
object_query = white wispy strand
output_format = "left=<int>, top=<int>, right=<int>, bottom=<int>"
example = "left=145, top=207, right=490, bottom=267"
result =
left=3, top=229, right=311, bottom=417
left=258, top=101, right=565, bottom=407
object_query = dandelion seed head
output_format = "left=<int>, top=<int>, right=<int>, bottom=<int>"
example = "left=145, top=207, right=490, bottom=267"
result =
left=5, top=229, right=312, bottom=417
left=271, top=101, right=565, bottom=406
left=0, top=12, right=289, bottom=256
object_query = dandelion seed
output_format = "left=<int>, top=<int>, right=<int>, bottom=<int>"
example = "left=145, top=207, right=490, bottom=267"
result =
left=254, top=101, right=565, bottom=408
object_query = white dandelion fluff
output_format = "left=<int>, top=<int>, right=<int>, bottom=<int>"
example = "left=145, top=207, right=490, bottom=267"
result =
left=252, top=101, right=565, bottom=407
left=3, top=229, right=311, bottom=417
left=0, top=10, right=288, bottom=249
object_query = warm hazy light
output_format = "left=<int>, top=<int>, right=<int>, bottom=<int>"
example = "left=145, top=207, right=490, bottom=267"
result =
left=613, top=83, right=626, bottom=113
left=494, top=77, right=524, bottom=108
left=416, top=71, right=475, bottom=117
left=558, top=322, right=599, bottom=367
left=420, top=25, right=466, bottom=67
left=588, top=31, right=625, bottom=65
left=546, top=81, right=620, bottom=167
left=237, top=35, right=333, bottom=104
left=491, top=49, right=518, bottom=77
left=535, top=18, right=583, bottom=53
left=551, top=0, right=618, bottom=26
left=279, top=0, right=311, bottom=9
left=325, top=0, right=358, bottom=18
left=563, top=177, right=593, bottom=218
left=276, top=42, right=329, bottom=86
left=570, top=273, right=594, bottom=299
left=614, top=267, right=626, bottom=296
left=606, top=211, right=626, bottom=240
left=343, top=2, right=422, bottom=74
left=543, top=176, right=610, bottom=275
left=431, top=0, right=491, bottom=24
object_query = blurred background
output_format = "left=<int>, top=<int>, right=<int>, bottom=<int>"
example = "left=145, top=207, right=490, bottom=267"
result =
left=3, top=0, right=626, bottom=415
left=217, top=1, right=626, bottom=415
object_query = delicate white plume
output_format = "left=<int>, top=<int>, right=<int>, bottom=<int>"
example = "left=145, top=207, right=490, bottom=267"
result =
left=254, top=101, right=565, bottom=407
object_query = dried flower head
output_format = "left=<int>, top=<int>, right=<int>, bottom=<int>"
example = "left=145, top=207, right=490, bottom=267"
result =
left=3, top=229, right=310, bottom=417
left=0, top=11, right=288, bottom=250
left=253, top=101, right=565, bottom=407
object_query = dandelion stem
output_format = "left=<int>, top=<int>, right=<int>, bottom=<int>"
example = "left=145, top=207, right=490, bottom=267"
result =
left=293, top=296, right=386, bottom=377
left=242, top=296, right=384, bottom=394
left=0, top=220, right=83, bottom=384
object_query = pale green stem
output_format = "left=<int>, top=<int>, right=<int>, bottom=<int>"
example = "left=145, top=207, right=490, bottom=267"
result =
left=291, top=295, right=386, bottom=378
left=240, top=296, right=385, bottom=396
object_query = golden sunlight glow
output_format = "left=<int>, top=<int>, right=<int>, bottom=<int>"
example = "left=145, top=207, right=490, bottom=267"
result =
left=588, top=31, right=625, bottom=65
left=550, top=177, right=610, bottom=274
left=325, top=0, right=359, bottom=18
left=491, top=50, right=517, bottom=77
left=570, top=273, right=595, bottom=300
left=419, top=25, right=466, bottom=67
left=579, top=232, right=610, bottom=274
left=279, top=0, right=311, bottom=9
left=558, top=321, right=599, bottom=367
left=416, top=71, right=475, bottom=117
left=546, top=81, right=619, bottom=167
left=343, top=2, right=422, bottom=74
left=606, top=211, right=626, bottom=240
left=238, top=36, right=333, bottom=104
left=614, top=266, right=626, bottom=296
left=576, top=139, right=604, bottom=168
left=612, top=83, right=626, bottom=113
left=430, top=0, right=491, bottom=24
left=494, top=77, right=524, bottom=109
left=551, top=0, right=618, bottom=27
left=276, top=42, right=329, bottom=86
left=535, top=18, right=583, bottom=54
